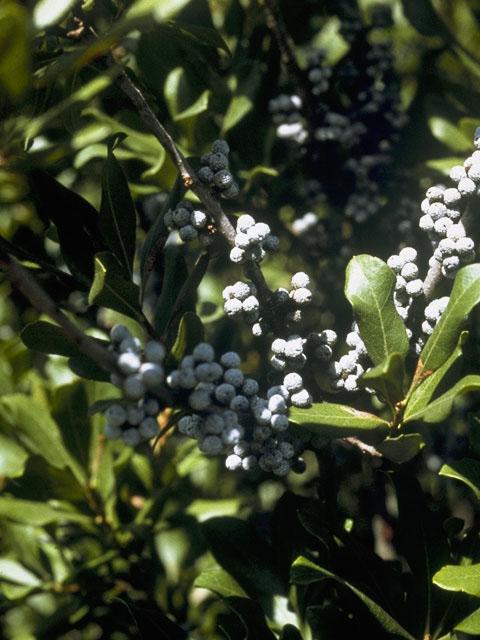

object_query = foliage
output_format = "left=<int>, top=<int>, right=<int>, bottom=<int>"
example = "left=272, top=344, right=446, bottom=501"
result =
left=1, top=0, right=480, bottom=638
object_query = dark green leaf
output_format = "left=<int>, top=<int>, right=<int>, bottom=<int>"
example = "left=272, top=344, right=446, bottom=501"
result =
left=360, top=352, right=406, bottom=406
left=168, top=312, right=203, bottom=364
left=68, top=354, right=111, bottom=382
left=404, top=332, right=467, bottom=421
left=345, top=255, right=409, bottom=365
left=392, top=472, right=450, bottom=637
left=201, top=517, right=286, bottom=609
left=28, top=170, right=104, bottom=281
left=401, top=0, right=447, bottom=36
left=290, top=402, right=389, bottom=440
left=291, top=556, right=415, bottom=640
left=404, top=375, right=480, bottom=424
left=154, top=249, right=190, bottom=336
left=439, top=459, right=480, bottom=500
left=21, top=321, right=80, bottom=357
left=433, top=563, right=480, bottom=597
left=223, top=597, right=277, bottom=640
left=89, top=252, right=141, bottom=320
left=280, top=625, right=303, bottom=640
left=377, top=434, right=425, bottom=464
left=139, top=177, right=184, bottom=301
left=416, top=264, right=480, bottom=379
left=100, top=144, right=137, bottom=277
left=51, top=383, right=91, bottom=478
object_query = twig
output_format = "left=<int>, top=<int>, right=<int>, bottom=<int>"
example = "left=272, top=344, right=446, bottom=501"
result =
left=343, top=436, right=383, bottom=458
left=0, top=254, right=117, bottom=373
left=113, top=59, right=237, bottom=245
left=113, top=57, right=281, bottom=327
left=262, top=0, right=305, bottom=102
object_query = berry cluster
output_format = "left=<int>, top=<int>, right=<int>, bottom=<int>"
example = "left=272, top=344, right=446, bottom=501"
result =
left=229, top=214, right=280, bottom=264
left=305, top=50, right=332, bottom=96
left=268, top=94, right=307, bottom=144
left=415, top=296, right=450, bottom=354
left=328, top=323, right=369, bottom=392
left=269, top=2, right=406, bottom=226
left=167, top=344, right=305, bottom=475
left=198, top=139, right=239, bottom=199
left=223, top=272, right=312, bottom=337
left=103, top=324, right=165, bottom=444
left=223, top=280, right=259, bottom=325
left=387, top=246, right=424, bottom=321
left=164, top=200, right=213, bottom=245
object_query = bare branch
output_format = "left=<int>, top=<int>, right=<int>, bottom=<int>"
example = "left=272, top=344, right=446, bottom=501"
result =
left=1, top=255, right=117, bottom=373
left=343, top=436, right=383, bottom=458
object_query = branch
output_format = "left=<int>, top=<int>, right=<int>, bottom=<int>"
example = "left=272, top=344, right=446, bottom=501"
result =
left=343, top=436, right=383, bottom=458
left=112, top=58, right=281, bottom=328
left=0, top=254, right=117, bottom=373
left=113, top=58, right=236, bottom=245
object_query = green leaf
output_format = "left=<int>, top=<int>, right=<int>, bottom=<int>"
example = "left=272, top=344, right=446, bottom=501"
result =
left=345, top=255, right=409, bottom=365
left=439, top=459, right=480, bottom=500
left=404, top=332, right=467, bottom=420
left=100, top=144, right=137, bottom=277
left=291, top=557, right=415, bottom=640
left=0, top=433, right=28, bottom=478
left=28, top=170, right=104, bottom=281
left=21, top=321, right=80, bottom=357
left=0, top=1, right=30, bottom=101
left=126, top=0, right=192, bottom=21
left=174, top=89, right=211, bottom=121
left=0, top=558, right=41, bottom=587
left=290, top=403, right=389, bottom=440
left=222, top=95, right=253, bottom=133
left=33, top=0, right=77, bottom=29
left=416, top=264, right=480, bottom=378
left=194, top=568, right=247, bottom=599
left=404, top=375, right=480, bottom=424
left=169, top=312, right=205, bottom=364
left=377, top=434, right=425, bottom=464
left=433, top=563, right=480, bottom=597
left=89, top=252, right=141, bottom=320
left=360, top=352, right=406, bottom=406
left=429, top=117, right=472, bottom=152
left=0, top=395, right=73, bottom=471
left=0, top=497, right=91, bottom=526
left=455, top=608, right=480, bottom=634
